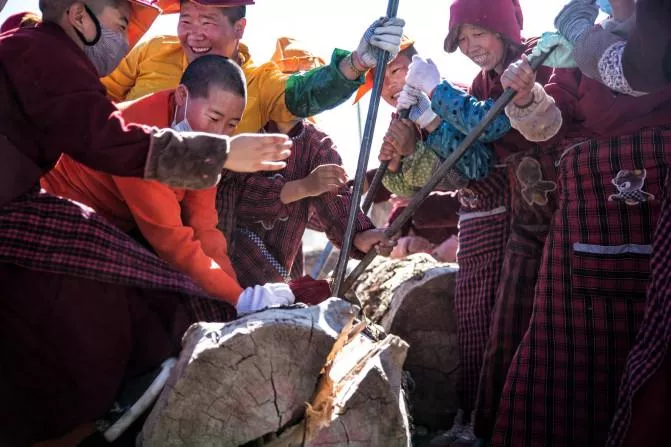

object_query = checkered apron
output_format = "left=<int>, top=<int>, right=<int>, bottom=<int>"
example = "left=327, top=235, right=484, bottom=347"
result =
left=607, top=172, right=671, bottom=447
left=492, top=128, right=671, bottom=447
left=455, top=166, right=511, bottom=413
left=474, top=144, right=563, bottom=439
left=0, top=188, right=236, bottom=323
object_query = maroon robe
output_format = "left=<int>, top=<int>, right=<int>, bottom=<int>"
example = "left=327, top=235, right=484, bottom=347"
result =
left=0, top=22, right=235, bottom=444
left=491, top=67, right=671, bottom=447
left=0, top=21, right=153, bottom=202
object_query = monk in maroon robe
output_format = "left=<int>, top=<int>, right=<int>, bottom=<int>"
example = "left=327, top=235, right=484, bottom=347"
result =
left=0, top=0, right=291, bottom=444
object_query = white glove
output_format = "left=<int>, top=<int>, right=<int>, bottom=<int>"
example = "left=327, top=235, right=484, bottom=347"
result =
left=399, top=85, right=437, bottom=129
left=356, top=17, right=406, bottom=68
left=405, top=55, right=441, bottom=96
left=236, top=283, right=296, bottom=315
left=396, top=84, right=419, bottom=111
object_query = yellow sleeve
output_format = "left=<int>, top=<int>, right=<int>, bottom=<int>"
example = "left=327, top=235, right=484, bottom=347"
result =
left=101, top=40, right=148, bottom=102
left=256, top=63, right=296, bottom=125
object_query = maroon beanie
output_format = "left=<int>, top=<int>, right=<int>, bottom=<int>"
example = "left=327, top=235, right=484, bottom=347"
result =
left=0, top=11, right=40, bottom=34
left=444, top=0, right=524, bottom=52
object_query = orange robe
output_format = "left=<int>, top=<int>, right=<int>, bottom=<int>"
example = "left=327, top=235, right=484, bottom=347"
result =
left=42, top=90, right=242, bottom=303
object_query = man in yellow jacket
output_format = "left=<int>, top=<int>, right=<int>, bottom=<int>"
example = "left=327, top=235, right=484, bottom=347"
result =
left=102, top=0, right=407, bottom=134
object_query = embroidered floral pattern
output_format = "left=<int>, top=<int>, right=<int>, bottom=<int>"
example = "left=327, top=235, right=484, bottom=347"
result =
left=597, top=41, right=647, bottom=97
left=459, top=187, right=481, bottom=209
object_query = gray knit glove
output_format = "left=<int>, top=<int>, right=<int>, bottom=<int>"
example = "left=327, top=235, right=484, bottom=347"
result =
left=554, top=0, right=599, bottom=43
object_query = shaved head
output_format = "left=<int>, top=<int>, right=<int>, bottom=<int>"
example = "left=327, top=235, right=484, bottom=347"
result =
left=40, top=0, right=125, bottom=21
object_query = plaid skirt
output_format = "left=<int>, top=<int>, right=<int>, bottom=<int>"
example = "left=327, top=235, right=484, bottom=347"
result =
left=0, top=189, right=236, bottom=323
left=474, top=145, right=562, bottom=439
left=607, top=173, right=671, bottom=447
left=0, top=189, right=236, bottom=442
left=492, top=128, right=670, bottom=447
left=455, top=167, right=511, bottom=413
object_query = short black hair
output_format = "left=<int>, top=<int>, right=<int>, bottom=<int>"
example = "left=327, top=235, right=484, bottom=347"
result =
left=179, top=1, right=246, bottom=25
left=180, top=54, right=247, bottom=100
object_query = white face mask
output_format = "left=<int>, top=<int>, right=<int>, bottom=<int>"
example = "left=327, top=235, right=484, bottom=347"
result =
left=171, top=89, right=193, bottom=132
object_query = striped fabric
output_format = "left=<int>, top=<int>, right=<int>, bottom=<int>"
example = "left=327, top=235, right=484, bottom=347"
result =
left=492, top=128, right=670, bottom=447
left=454, top=167, right=511, bottom=414
left=222, top=121, right=374, bottom=288
left=607, top=173, right=671, bottom=447
left=0, top=188, right=236, bottom=323
left=474, top=144, right=562, bottom=440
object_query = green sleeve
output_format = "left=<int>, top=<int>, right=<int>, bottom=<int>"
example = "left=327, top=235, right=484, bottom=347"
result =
left=284, top=49, right=364, bottom=118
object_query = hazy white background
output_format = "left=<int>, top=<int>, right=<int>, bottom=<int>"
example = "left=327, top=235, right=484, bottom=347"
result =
left=0, top=0, right=572, bottom=250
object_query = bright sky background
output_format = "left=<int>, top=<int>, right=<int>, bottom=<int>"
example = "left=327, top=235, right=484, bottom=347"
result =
left=0, top=0, right=573, bottom=177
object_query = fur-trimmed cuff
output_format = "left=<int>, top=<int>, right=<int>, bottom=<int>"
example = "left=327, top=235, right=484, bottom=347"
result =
left=145, top=128, right=229, bottom=190
left=505, top=83, right=563, bottom=142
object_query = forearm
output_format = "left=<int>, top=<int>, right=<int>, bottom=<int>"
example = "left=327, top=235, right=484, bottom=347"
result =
left=279, top=179, right=309, bottom=204
left=504, top=83, right=563, bottom=142
left=431, top=81, right=512, bottom=142
left=285, top=49, right=364, bottom=118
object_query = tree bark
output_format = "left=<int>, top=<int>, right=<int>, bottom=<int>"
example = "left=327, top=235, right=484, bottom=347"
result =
left=140, top=298, right=411, bottom=446
left=345, top=253, right=460, bottom=429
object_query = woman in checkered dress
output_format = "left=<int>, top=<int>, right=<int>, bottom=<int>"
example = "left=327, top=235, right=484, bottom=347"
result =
left=414, top=0, right=583, bottom=441
left=490, top=44, right=671, bottom=447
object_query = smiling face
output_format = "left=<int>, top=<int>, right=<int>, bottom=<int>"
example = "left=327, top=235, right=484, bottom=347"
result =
left=457, top=24, right=506, bottom=73
left=381, top=52, right=412, bottom=108
left=177, top=2, right=245, bottom=63
left=175, top=84, right=245, bottom=137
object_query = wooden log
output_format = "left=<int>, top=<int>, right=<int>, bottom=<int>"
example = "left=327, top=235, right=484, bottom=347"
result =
left=345, top=253, right=460, bottom=430
left=140, top=298, right=411, bottom=446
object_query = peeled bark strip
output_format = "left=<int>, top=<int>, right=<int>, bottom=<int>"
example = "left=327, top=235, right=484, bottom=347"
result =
left=345, top=253, right=460, bottom=429
left=140, top=298, right=411, bottom=446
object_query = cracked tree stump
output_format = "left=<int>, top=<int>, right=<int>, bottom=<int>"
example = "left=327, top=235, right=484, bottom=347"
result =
left=140, top=298, right=411, bottom=446
left=345, top=253, right=460, bottom=429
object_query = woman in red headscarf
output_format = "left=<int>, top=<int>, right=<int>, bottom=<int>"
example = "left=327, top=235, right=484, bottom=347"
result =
left=399, top=0, right=582, bottom=444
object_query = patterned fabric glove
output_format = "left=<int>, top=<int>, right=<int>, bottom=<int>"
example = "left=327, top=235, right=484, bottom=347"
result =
left=356, top=17, right=406, bottom=68
left=236, top=283, right=296, bottom=315
left=400, top=85, right=438, bottom=129
left=405, top=55, right=441, bottom=95
left=531, top=32, right=577, bottom=68
left=554, top=0, right=600, bottom=43
left=396, top=84, right=419, bottom=111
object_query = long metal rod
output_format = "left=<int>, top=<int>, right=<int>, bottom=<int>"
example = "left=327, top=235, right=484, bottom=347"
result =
left=311, top=99, right=370, bottom=279
left=341, top=46, right=558, bottom=294
left=331, top=0, right=402, bottom=297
